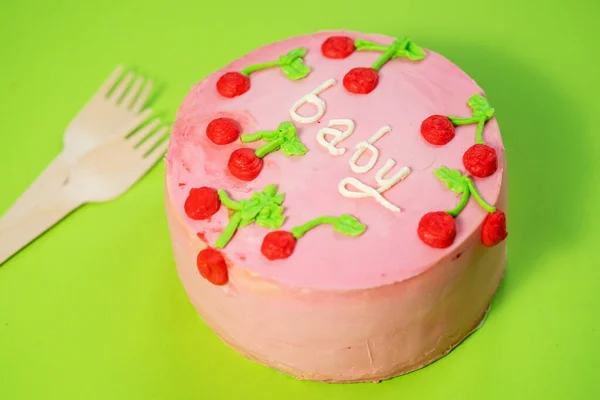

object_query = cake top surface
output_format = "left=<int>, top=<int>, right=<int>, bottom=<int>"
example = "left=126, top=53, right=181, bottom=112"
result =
left=166, top=30, right=505, bottom=290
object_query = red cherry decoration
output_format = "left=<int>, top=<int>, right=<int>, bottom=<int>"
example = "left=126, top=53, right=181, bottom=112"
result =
left=206, top=117, right=240, bottom=145
left=463, top=144, right=498, bottom=178
left=418, top=211, right=457, bottom=248
left=343, top=67, right=379, bottom=94
left=322, top=36, right=355, bottom=59
left=421, top=115, right=455, bottom=145
left=481, top=210, right=508, bottom=247
left=216, top=72, right=250, bottom=98
left=197, top=248, right=228, bottom=285
left=184, top=187, right=221, bottom=220
left=228, top=148, right=264, bottom=181
left=261, top=231, right=297, bottom=260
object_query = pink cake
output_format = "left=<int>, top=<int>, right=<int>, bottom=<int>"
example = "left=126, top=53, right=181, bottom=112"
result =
left=165, top=30, right=508, bottom=383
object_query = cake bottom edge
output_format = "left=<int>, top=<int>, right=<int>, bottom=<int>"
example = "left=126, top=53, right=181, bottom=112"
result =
left=205, top=291, right=499, bottom=384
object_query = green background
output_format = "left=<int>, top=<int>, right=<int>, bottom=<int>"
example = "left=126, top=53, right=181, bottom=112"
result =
left=1, top=0, right=599, bottom=399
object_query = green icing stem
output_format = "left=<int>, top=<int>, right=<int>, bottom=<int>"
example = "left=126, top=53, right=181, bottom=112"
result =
left=214, top=211, right=242, bottom=249
left=240, top=60, right=282, bottom=76
left=445, top=179, right=496, bottom=218
left=467, top=179, right=496, bottom=213
left=446, top=190, right=470, bottom=218
left=217, top=190, right=241, bottom=211
left=475, top=117, right=486, bottom=144
left=446, top=115, right=488, bottom=144
left=354, top=39, right=388, bottom=52
left=434, top=166, right=497, bottom=217
left=291, top=216, right=338, bottom=239
left=255, top=138, right=284, bottom=158
left=447, top=116, right=481, bottom=126
left=240, top=132, right=264, bottom=143
left=371, top=40, right=401, bottom=71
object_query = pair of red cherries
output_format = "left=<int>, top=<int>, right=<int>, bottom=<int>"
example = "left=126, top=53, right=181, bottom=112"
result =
left=418, top=119, right=506, bottom=249
left=216, top=35, right=388, bottom=98
left=185, top=186, right=301, bottom=286
left=205, top=117, right=264, bottom=181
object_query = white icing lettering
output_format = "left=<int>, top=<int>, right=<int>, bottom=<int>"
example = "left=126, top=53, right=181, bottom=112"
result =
left=316, top=119, right=355, bottom=155
left=289, top=79, right=336, bottom=124
left=286, top=83, right=409, bottom=213
left=349, top=126, right=391, bottom=174
left=375, top=159, right=410, bottom=192
left=338, top=177, right=401, bottom=212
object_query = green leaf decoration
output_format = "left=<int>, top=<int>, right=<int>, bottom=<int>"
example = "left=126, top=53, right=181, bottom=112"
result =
left=404, top=40, right=426, bottom=60
left=272, top=193, right=285, bottom=205
left=392, top=37, right=408, bottom=51
left=433, top=166, right=469, bottom=194
left=277, top=122, right=306, bottom=156
left=262, top=184, right=277, bottom=197
left=279, top=47, right=311, bottom=81
left=483, top=107, right=495, bottom=119
left=239, top=202, right=262, bottom=222
left=280, top=139, right=308, bottom=156
left=390, top=38, right=425, bottom=61
left=253, top=121, right=308, bottom=158
left=333, top=214, right=367, bottom=237
left=283, top=47, right=307, bottom=59
left=467, top=93, right=489, bottom=110
left=256, top=206, right=285, bottom=229
left=468, top=94, right=495, bottom=119
left=281, top=58, right=311, bottom=80
left=279, top=122, right=296, bottom=139
left=237, top=185, right=287, bottom=230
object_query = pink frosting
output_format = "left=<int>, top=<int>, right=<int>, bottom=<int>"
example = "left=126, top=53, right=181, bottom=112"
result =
left=165, top=30, right=505, bottom=290
left=165, top=31, right=508, bottom=381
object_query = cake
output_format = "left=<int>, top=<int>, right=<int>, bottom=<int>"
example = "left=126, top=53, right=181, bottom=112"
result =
left=165, top=30, right=508, bottom=383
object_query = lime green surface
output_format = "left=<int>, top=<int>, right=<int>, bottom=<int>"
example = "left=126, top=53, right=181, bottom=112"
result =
left=1, top=1, right=599, bottom=399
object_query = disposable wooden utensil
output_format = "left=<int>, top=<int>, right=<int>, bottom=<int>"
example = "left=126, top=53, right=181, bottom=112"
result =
left=0, top=122, right=170, bottom=265
left=0, top=65, right=154, bottom=224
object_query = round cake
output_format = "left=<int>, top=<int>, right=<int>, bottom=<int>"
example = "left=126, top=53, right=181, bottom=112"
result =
left=165, top=30, right=507, bottom=383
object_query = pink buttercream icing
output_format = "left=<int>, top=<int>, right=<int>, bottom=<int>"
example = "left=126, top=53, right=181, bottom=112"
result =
left=166, top=31, right=505, bottom=290
left=165, top=30, right=507, bottom=382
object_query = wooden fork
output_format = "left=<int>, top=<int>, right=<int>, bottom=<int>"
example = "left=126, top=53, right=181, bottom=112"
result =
left=0, top=123, right=169, bottom=265
left=0, top=66, right=154, bottom=224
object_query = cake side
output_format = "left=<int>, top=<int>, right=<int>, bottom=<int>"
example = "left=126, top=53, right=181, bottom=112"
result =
left=165, top=169, right=506, bottom=382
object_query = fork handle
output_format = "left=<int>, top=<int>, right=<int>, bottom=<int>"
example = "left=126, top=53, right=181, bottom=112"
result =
left=0, top=152, right=71, bottom=224
left=0, top=187, right=82, bottom=266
